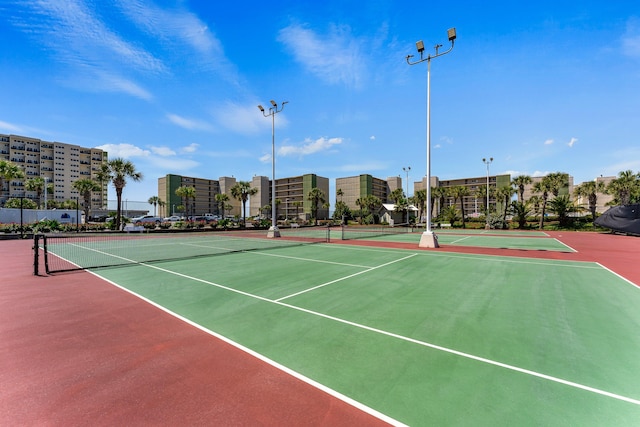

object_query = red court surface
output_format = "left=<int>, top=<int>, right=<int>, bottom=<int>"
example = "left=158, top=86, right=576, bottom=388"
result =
left=1, top=231, right=638, bottom=425
left=0, top=238, right=390, bottom=426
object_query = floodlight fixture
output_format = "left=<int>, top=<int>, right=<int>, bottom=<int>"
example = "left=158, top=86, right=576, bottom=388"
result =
left=448, top=27, right=457, bottom=41
left=416, top=40, right=425, bottom=53
left=258, top=105, right=265, bottom=113
left=270, top=100, right=277, bottom=107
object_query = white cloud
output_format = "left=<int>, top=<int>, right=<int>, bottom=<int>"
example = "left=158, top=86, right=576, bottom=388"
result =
left=180, top=143, right=199, bottom=153
left=150, top=146, right=176, bottom=156
left=0, top=120, right=23, bottom=133
left=278, top=23, right=366, bottom=88
left=259, top=154, right=271, bottom=163
left=216, top=102, right=285, bottom=135
left=167, top=113, right=213, bottom=132
left=531, top=170, right=549, bottom=177
left=568, top=137, right=578, bottom=148
left=544, top=139, right=554, bottom=145
left=278, top=137, right=343, bottom=157
left=96, top=143, right=150, bottom=158
left=370, top=135, right=376, bottom=140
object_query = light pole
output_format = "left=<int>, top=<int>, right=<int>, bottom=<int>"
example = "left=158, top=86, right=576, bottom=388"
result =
left=406, top=28, right=456, bottom=248
left=403, top=166, right=411, bottom=223
left=258, top=100, right=288, bottom=238
left=482, top=157, right=493, bottom=229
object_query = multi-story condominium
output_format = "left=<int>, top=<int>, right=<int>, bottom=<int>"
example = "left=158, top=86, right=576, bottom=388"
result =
left=415, top=174, right=510, bottom=218
left=0, top=133, right=107, bottom=209
left=573, top=176, right=614, bottom=214
left=415, top=173, right=576, bottom=218
left=336, top=174, right=401, bottom=211
left=250, top=174, right=330, bottom=220
left=157, top=174, right=240, bottom=218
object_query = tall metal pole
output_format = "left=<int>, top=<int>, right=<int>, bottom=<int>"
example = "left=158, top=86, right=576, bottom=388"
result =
left=483, top=157, right=493, bottom=229
left=258, top=100, right=288, bottom=238
left=406, top=28, right=456, bottom=248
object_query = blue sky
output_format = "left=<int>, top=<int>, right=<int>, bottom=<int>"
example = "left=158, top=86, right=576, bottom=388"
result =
left=1, top=0, right=639, bottom=206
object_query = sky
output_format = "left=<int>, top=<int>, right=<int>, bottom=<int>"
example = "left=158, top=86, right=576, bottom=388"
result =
left=1, top=0, right=639, bottom=208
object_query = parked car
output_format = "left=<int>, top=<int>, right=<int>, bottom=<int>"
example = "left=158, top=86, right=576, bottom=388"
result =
left=163, top=215, right=183, bottom=222
left=131, top=215, right=162, bottom=225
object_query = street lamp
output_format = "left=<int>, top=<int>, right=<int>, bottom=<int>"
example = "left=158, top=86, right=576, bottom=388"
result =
left=406, top=27, right=456, bottom=248
left=403, top=166, right=411, bottom=224
left=482, top=157, right=493, bottom=229
left=258, top=100, right=288, bottom=238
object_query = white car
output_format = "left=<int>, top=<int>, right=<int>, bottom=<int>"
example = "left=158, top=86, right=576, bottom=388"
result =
left=163, top=215, right=183, bottom=222
left=131, top=215, right=162, bottom=225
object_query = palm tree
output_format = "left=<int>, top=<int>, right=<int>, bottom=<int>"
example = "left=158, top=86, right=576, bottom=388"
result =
left=574, top=180, right=605, bottom=221
left=546, top=172, right=570, bottom=197
left=606, top=170, right=640, bottom=206
left=73, top=178, right=101, bottom=222
left=496, top=185, right=516, bottom=225
left=25, top=177, right=46, bottom=208
left=148, top=196, right=161, bottom=216
left=0, top=159, right=25, bottom=205
left=532, top=178, right=553, bottom=230
left=413, top=189, right=427, bottom=224
left=389, top=188, right=406, bottom=223
left=511, top=175, right=533, bottom=203
left=175, top=186, right=196, bottom=220
left=510, top=200, right=532, bottom=229
left=336, top=188, right=344, bottom=204
left=547, top=195, right=578, bottom=227
left=230, top=181, right=258, bottom=227
left=291, top=200, right=303, bottom=222
left=307, top=187, right=326, bottom=226
left=432, top=186, right=447, bottom=218
left=449, top=185, right=470, bottom=228
left=97, top=158, right=143, bottom=230
left=215, top=193, right=230, bottom=220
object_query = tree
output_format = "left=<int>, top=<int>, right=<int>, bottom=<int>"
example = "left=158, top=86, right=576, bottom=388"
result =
left=73, top=178, right=101, bottom=222
left=413, top=189, right=427, bottom=224
left=175, top=186, right=196, bottom=220
left=333, top=200, right=351, bottom=223
left=148, top=196, right=161, bottom=216
left=510, top=201, right=532, bottom=229
left=0, top=160, right=25, bottom=205
left=432, top=186, right=448, bottom=218
left=336, top=188, right=344, bottom=204
left=215, top=193, right=230, bottom=220
left=532, top=177, right=553, bottom=230
left=574, top=180, right=605, bottom=222
left=511, top=175, right=532, bottom=203
left=97, top=158, right=143, bottom=230
left=292, top=200, right=303, bottom=221
left=307, top=187, right=326, bottom=226
left=546, top=172, right=570, bottom=197
left=449, top=185, right=470, bottom=228
left=25, top=177, right=49, bottom=208
left=230, top=181, right=258, bottom=227
left=4, top=197, right=37, bottom=209
left=390, top=188, right=407, bottom=223
left=496, top=185, right=516, bottom=226
left=606, top=170, right=640, bottom=206
left=547, top=195, right=579, bottom=227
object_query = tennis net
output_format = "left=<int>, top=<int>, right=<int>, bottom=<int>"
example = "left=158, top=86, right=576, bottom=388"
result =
left=34, top=228, right=329, bottom=275
left=339, top=224, right=418, bottom=240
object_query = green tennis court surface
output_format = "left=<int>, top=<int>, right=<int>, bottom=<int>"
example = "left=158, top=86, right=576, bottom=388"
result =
left=53, top=237, right=640, bottom=425
left=338, top=228, right=574, bottom=252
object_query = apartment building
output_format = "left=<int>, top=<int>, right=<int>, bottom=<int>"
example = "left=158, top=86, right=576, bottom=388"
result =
left=250, top=174, right=330, bottom=220
left=335, top=174, right=401, bottom=211
left=0, top=133, right=107, bottom=209
left=157, top=174, right=240, bottom=218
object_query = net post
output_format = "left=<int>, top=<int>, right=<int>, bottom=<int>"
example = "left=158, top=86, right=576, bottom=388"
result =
left=33, top=234, right=39, bottom=276
left=42, top=234, right=50, bottom=275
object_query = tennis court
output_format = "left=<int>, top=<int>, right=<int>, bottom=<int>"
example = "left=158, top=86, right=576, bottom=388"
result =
left=28, top=230, right=640, bottom=425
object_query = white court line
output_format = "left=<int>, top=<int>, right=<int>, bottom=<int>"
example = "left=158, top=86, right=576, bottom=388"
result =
left=95, top=258, right=640, bottom=409
left=449, top=235, right=474, bottom=244
left=553, top=238, right=578, bottom=252
left=275, top=253, right=418, bottom=302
